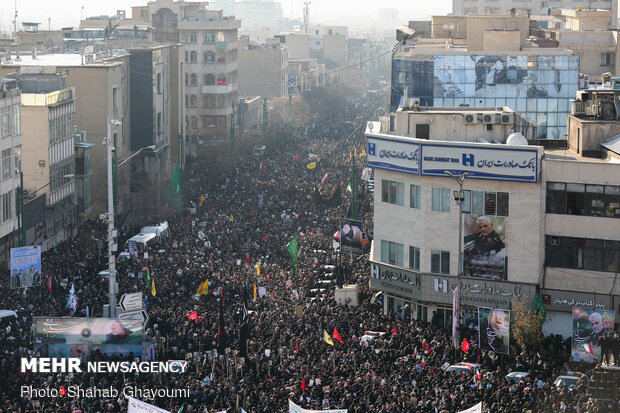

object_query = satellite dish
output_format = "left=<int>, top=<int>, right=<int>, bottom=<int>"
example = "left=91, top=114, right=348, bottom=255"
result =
left=506, top=132, right=528, bottom=146
left=368, top=122, right=374, bottom=131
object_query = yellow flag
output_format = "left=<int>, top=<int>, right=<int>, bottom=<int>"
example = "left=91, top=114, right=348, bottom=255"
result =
left=281, top=270, right=285, bottom=279
left=354, top=148, right=357, bottom=157
left=253, top=283, right=257, bottom=300
left=229, top=214, right=234, bottom=222
left=256, top=260, right=261, bottom=276
left=151, top=279, right=156, bottom=297
left=197, top=279, right=209, bottom=295
left=199, top=194, right=205, bottom=207
left=306, top=162, right=316, bottom=170
left=323, top=329, right=334, bottom=346
left=349, top=151, right=352, bottom=160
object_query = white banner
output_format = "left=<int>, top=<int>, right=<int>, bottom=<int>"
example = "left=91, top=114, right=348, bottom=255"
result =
left=459, top=402, right=482, bottom=413
left=126, top=396, right=170, bottom=413
left=289, top=399, right=347, bottom=413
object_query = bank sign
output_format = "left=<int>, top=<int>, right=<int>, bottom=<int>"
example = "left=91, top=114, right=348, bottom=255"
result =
left=370, top=262, right=536, bottom=308
left=366, top=134, right=541, bottom=183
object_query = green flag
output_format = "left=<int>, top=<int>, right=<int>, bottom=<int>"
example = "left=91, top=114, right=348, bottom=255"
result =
left=532, top=292, right=546, bottom=321
left=165, top=166, right=183, bottom=212
left=286, top=236, right=299, bottom=265
left=178, top=403, right=185, bottom=413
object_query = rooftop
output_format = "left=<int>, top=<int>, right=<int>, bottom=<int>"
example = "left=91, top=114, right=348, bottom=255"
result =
left=1, top=53, right=125, bottom=67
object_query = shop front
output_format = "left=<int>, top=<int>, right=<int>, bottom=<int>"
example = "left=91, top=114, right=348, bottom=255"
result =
left=370, top=260, right=537, bottom=328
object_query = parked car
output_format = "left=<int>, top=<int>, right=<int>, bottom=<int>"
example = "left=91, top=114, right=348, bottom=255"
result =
left=505, top=371, right=530, bottom=384
left=446, top=362, right=481, bottom=375
left=554, top=372, right=588, bottom=390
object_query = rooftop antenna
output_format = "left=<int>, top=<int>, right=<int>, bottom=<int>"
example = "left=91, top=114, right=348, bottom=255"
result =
left=303, top=1, right=311, bottom=34
left=12, top=0, right=17, bottom=39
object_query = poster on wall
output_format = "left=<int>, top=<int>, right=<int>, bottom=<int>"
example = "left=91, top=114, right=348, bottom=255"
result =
left=463, top=215, right=507, bottom=280
left=572, top=307, right=616, bottom=363
left=478, top=307, right=510, bottom=354
left=10, top=246, right=42, bottom=289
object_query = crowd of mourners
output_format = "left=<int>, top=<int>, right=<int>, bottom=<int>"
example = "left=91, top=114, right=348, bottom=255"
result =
left=0, top=96, right=619, bottom=413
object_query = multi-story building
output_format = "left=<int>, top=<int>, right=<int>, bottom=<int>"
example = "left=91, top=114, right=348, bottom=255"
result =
left=238, top=39, right=288, bottom=98
left=7, top=70, right=77, bottom=250
left=452, top=0, right=615, bottom=17
left=132, top=0, right=241, bottom=148
left=392, top=13, right=578, bottom=140
left=0, top=78, right=22, bottom=261
left=365, top=100, right=620, bottom=336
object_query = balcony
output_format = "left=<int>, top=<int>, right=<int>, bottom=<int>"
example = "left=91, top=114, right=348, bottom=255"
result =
left=201, top=83, right=236, bottom=94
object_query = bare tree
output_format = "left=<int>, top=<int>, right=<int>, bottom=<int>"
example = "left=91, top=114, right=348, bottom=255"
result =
left=511, top=296, right=545, bottom=352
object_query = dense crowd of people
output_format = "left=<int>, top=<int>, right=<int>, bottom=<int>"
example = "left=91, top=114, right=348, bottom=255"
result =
left=0, top=96, right=619, bottom=413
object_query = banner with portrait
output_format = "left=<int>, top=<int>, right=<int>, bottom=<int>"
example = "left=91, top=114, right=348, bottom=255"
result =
left=339, top=218, right=363, bottom=254
left=478, top=307, right=510, bottom=354
left=571, top=307, right=616, bottom=363
left=463, top=215, right=507, bottom=280
left=289, top=399, right=347, bottom=413
left=34, top=317, right=143, bottom=359
left=10, top=246, right=42, bottom=289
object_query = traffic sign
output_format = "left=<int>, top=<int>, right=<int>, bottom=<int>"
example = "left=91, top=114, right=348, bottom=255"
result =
left=118, top=309, right=149, bottom=325
left=288, top=75, right=296, bottom=87
left=119, top=292, right=143, bottom=311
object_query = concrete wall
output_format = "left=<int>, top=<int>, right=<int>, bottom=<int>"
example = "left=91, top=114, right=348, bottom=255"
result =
left=21, top=106, right=50, bottom=201
left=483, top=30, right=520, bottom=52
left=567, top=115, right=620, bottom=154
left=431, top=16, right=467, bottom=39
left=559, top=31, right=617, bottom=78
left=238, top=47, right=288, bottom=98
left=466, top=15, right=529, bottom=52
left=286, top=35, right=310, bottom=60
left=373, top=168, right=545, bottom=285
left=322, top=35, right=348, bottom=64
left=394, top=110, right=514, bottom=142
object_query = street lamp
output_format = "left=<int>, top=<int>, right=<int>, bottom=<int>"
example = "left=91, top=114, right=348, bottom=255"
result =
left=105, top=117, right=121, bottom=318
left=445, top=171, right=469, bottom=353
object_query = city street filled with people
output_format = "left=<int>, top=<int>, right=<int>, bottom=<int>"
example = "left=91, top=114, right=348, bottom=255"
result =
left=1, top=97, right=619, bottom=413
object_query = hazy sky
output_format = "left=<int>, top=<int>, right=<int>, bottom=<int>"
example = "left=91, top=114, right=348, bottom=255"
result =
left=1, top=0, right=452, bottom=32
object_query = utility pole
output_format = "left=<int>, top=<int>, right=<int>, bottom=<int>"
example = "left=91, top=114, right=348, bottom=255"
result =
left=17, top=171, right=24, bottom=246
left=446, top=171, right=468, bottom=354
left=230, top=100, right=235, bottom=146
left=262, top=97, right=268, bottom=141
left=303, top=1, right=311, bottom=34
left=351, top=149, right=357, bottom=219
left=106, top=118, right=121, bottom=319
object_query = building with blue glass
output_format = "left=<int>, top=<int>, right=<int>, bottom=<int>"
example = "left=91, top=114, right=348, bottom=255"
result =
left=391, top=51, right=579, bottom=140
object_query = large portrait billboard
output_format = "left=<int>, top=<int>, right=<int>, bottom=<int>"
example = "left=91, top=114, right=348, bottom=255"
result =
left=34, top=318, right=143, bottom=359
left=572, top=308, right=615, bottom=363
left=10, top=246, right=42, bottom=289
left=478, top=307, right=510, bottom=354
left=339, top=218, right=364, bottom=254
left=464, top=215, right=506, bottom=280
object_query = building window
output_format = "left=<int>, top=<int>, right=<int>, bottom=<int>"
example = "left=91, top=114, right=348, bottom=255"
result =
left=381, top=240, right=404, bottom=266
left=216, top=31, right=225, bottom=42
left=190, top=32, right=197, bottom=43
left=191, top=117, right=198, bottom=129
left=416, top=123, right=430, bottom=139
left=203, top=52, right=214, bottom=63
left=431, top=250, right=450, bottom=275
left=601, top=52, right=615, bottom=66
left=546, top=182, right=620, bottom=218
left=2, top=148, right=12, bottom=180
left=2, top=190, right=11, bottom=222
left=190, top=74, right=197, bottom=85
left=462, top=190, right=508, bottom=216
left=184, top=73, right=188, bottom=85
left=204, top=32, right=215, bottom=43
left=409, top=246, right=420, bottom=271
left=204, top=74, right=215, bottom=85
left=184, top=51, right=189, bottom=62
left=410, top=184, right=421, bottom=209
left=190, top=52, right=197, bottom=63
left=432, top=187, right=450, bottom=212
left=157, top=73, right=161, bottom=94
left=217, top=117, right=225, bottom=127
left=14, top=145, right=21, bottom=176
left=217, top=73, right=227, bottom=85
left=381, top=179, right=404, bottom=205
left=546, top=236, right=620, bottom=272
left=190, top=95, right=197, bottom=106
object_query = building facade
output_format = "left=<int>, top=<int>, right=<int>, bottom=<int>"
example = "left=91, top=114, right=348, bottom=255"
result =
left=238, top=41, right=288, bottom=98
left=0, top=78, right=22, bottom=262
left=366, top=102, right=620, bottom=336
left=11, top=71, right=77, bottom=250
left=452, top=0, right=615, bottom=17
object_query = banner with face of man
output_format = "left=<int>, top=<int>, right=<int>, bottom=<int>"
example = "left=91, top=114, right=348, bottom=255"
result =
left=478, top=307, right=510, bottom=354
left=463, top=215, right=507, bottom=280
left=339, top=218, right=364, bottom=254
left=571, top=307, right=616, bottom=363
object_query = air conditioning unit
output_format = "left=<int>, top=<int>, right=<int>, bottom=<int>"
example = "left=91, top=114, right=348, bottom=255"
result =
left=482, top=112, right=499, bottom=124
left=464, top=113, right=477, bottom=124
left=571, top=100, right=586, bottom=116
left=550, top=236, right=560, bottom=246
left=500, top=113, right=514, bottom=124
left=23, top=190, right=30, bottom=197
